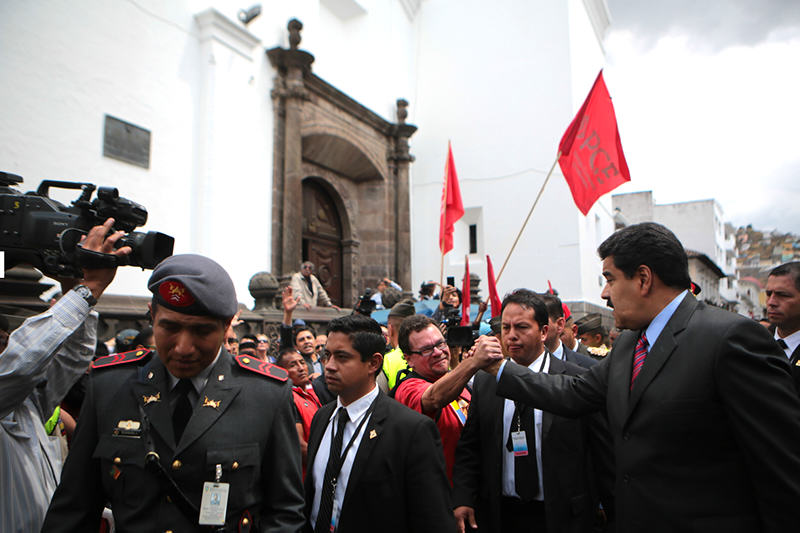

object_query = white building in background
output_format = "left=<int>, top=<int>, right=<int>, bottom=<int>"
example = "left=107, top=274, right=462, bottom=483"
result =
left=0, top=0, right=614, bottom=309
left=613, top=191, right=741, bottom=310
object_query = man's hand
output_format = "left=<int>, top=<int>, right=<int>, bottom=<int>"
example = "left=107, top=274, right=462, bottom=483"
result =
left=76, top=218, right=131, bottom=300
left=282, top=286, right=299, bottom=313
left=454, top=506, right=478, bottom=533
left=469, top=335, right=504, bottom=368
left=330, top=304, right=341, bottom=312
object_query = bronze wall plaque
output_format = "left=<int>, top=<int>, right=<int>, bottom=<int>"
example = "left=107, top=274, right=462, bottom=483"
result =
left=103, top=115, right=151, bottom=169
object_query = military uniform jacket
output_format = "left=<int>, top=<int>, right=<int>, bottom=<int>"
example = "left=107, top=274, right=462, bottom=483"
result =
left=43, top=350, right=305, bottom=533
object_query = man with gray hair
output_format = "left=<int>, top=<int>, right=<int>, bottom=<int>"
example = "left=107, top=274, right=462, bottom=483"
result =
left=289, top=261, right=340, bottom=309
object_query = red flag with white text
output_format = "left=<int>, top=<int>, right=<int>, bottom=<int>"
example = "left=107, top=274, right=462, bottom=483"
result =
left=439, top=142, right=465, bottom=254
left=558, top=71, right=630, bottom=215
left=486, top=255, right=502, bottom=318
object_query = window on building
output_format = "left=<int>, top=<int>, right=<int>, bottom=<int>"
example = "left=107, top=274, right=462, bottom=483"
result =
left=469, top=224, right=477, bottom=254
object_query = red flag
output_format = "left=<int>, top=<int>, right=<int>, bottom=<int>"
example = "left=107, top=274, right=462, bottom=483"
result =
left=460, top=255, right=470, bottom=326
left=558, top=71, right=630, bottom=216
left=486, top=255, right=502, bottom=318
left=439, top=142, right=465, bottom=254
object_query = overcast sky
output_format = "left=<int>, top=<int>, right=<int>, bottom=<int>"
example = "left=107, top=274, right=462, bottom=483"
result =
left=603, top=0, right=800, bottom=233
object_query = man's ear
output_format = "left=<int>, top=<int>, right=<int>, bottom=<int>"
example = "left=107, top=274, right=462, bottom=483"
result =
left=637, top=265, right=654, bottom=294
left=540, top=323, right=549, bottom=341
left=370, top=352, right=384, bottom=375
left=555, top=316, right=566, bottom=334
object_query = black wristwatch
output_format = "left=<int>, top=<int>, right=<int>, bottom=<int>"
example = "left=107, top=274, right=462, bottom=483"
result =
left=73, top=284, right=98, bottom=307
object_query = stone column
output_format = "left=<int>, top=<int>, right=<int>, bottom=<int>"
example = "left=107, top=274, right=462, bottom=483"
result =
left=389, top=99, right=417, bottom=294
left=267, top=19, right=314, bottom=276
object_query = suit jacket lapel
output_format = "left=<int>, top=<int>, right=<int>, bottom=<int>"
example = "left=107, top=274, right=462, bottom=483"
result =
left=340, top=393, right=387, bottom=512
left=625, top=295, right=697, bottom=425
left=131, top=358, right=175, bottom=448
left=304, top=401, right=336, bottom=517
left=175, top=354, right=241, bottom=455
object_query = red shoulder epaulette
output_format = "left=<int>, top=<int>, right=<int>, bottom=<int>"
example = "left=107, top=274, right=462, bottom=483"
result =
left=235, top=355, right=288, bottom=382
left=91, top=349, right=152, bottom=370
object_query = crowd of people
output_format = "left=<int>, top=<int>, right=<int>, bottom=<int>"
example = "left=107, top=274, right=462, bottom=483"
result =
left=2, top=219, right=800, bottom=532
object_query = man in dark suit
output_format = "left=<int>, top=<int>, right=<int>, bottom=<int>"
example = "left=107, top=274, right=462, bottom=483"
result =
left=482, top=223, right=800, bottom=532
left=539, top=293, right=597, bottom=369
left=43, top=254, right=305, bottom=532
left=561, top=314, right=592, bottom=357
left=766, top=261, right=800, bottom=393
left=304, top=314, right=457, bottom=533
left=453, top=290, right=614, bottom=533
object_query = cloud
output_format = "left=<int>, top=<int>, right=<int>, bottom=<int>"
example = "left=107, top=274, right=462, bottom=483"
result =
left=727, top=160, right=800, bottom=233
left=607, top=0, right=800, bottom=51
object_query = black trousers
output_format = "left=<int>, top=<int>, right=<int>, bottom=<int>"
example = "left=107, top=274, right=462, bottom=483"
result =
left=500, top=497, right=546, bottom=533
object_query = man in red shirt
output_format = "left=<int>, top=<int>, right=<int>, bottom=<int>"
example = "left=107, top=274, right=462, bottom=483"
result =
left=276, top=347, right=322, bottom=473
left=394, top=315, right=502, bottom=482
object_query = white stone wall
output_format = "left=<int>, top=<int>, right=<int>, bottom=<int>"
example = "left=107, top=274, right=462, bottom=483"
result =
left=1, top=0, right=612, bottom=307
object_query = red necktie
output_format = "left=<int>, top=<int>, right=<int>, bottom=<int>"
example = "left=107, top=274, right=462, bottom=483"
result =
left=630, top=333, right=649, bottom=389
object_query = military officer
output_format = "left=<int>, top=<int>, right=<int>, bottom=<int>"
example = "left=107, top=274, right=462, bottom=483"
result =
left=43, top=254, right=305, bottom=532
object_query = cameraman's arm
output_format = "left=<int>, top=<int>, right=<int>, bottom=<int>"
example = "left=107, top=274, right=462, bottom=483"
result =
left=0, top=219, right=129, bottom=420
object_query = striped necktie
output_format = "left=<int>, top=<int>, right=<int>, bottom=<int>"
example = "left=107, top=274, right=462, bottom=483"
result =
left=630, top=333, right=649, bottom=389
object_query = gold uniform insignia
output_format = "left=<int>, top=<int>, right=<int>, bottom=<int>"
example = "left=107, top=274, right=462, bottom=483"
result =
left=369, top=429, right=377, bottom=439
left=202, top=396, right=221, bottom=409
left=142, top=392, right=161, bottom=405
left=116, top=420, right=141, bottom=431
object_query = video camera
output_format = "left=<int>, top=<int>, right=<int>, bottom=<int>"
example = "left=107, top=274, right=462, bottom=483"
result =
left=0, top=171, right=174, bottom=278
left=352, top=288, right=377, bottom=317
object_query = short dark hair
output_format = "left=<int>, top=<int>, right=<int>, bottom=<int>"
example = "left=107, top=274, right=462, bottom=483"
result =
left=598, top=222, right=691, bottom=291
left=501, top=289, right=549, bottom=329
left=326, top=314, right=385, bottom=374
left=770, top=261, right=800, bottom=291
left=241, top=334, right=258, bottom=343
left=276, top=346, right=298, bottom=367
left=398, top=315, right=438, bottom=355
left=538, top=293, right=564, bottom=320
left=293, top=325, right=316, bottom=344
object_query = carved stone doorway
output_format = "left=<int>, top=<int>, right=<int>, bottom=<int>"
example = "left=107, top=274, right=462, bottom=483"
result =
left=302, top=179, right=343, bottom=305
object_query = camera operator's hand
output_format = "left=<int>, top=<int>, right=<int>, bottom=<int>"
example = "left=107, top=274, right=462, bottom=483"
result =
left=470, top=335, right=504, bottom=369
left=68, top=218, right=131, bottom=300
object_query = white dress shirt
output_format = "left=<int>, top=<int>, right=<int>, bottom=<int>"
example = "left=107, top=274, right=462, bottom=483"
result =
left=551, top=341, right=564, bottom=360
left=310, top=385, right=379, bottom=529
left=501, top=352, right=549, bottom=501
left=776, top=329, right=800, bottom=359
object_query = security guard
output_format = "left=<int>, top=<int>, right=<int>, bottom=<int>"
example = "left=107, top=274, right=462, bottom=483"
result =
left=43, top=254, right=305, bottom=532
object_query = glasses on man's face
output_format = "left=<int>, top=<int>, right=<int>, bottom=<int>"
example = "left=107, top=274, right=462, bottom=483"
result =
left=409, top=339, right=447, bottom=357
left=226, top=338, right=238, bottom=344
left=257, top=339, right=269, bottom=344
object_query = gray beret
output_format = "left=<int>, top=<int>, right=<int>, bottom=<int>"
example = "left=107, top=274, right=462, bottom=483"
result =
left=388, top=299, right=416, bottom=319
left=148, top=254, right=237, bottom=319
left=576, top=313, right=604, bottom=335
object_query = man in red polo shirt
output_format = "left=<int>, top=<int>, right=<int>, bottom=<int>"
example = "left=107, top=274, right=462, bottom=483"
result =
left=394, top=315, right=501, bottom=483
left=276, top=347, right=322, bottom=474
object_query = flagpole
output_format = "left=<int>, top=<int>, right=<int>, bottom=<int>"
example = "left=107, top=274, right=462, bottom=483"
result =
left=439, top=141, right=451, bottom=289
left=496, top=151, right=561, bottom=282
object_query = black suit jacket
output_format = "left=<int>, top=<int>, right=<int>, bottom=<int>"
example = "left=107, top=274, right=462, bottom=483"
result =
left=496, top=294, right=800, bottom=533
left=43, top=351, right=305, bottom=532
left=303, top=391, right=456, bottom=533
left=562, top=344, right=597, bottom=369
left=453, top=354, right=614, bottom=533
left=786, top=343, right=800, bottom=394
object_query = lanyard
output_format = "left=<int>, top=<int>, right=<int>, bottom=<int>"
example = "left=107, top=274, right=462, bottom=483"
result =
left=327, top=398, right=378, bottom=484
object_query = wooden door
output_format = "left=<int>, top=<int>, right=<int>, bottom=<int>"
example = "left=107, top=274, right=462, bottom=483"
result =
left=302, top=180, right=343, bottom=306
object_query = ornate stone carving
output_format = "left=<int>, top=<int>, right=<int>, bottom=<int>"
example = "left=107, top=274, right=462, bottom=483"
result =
left=288, top=19, right=302, bottom=50
left=396, top=98, right=408, bottom=124
left=248, top=271, right=280, bottom=310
